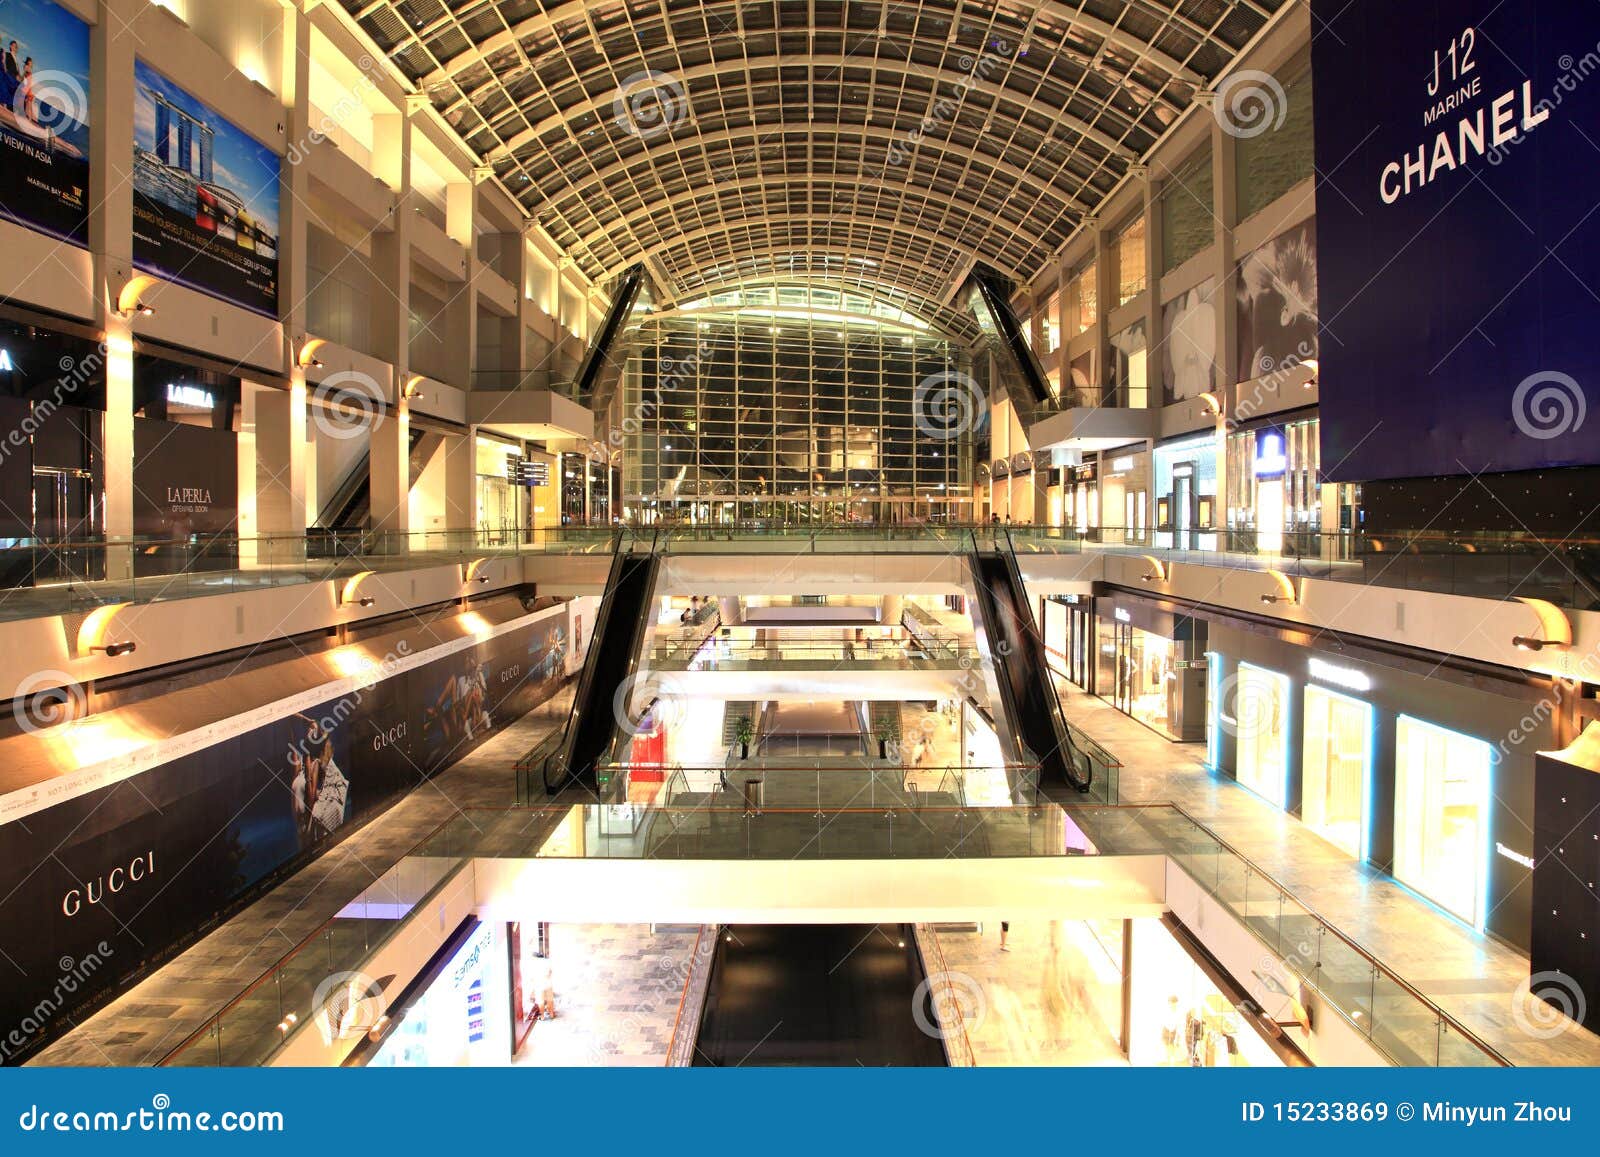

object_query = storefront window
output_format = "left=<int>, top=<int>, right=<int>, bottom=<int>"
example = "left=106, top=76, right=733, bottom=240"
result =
left=1225, top=419, right=1321, bottom=548
left=1128, top=919, right=1283, bottom=1067
left=1232, top=663, right=1291, bottom=808
left=1302, top=685, right=1373, bottom=858
left=1394, top=716, right=1492, bottom=928
left=367, top=922, right=510, bottom=1067
left=1153, top=434, right=1218, bottom=550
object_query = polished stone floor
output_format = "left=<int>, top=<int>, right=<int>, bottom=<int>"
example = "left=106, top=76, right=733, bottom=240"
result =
left=1047, top=677, right=1600, bottom=1067
left=919, top=920, right=1126, bottom=1067
left=513, top=923, right=702, bottom=1067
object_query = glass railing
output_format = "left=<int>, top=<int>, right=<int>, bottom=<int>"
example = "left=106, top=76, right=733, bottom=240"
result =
left=593, top=761, right=1039, bottom=810
left=158, top=799, right=1508, bottom=1069
left=651, top=638, right=979, bottom=671
left=7, top=521, right=1592, bottom=621
left=162, top=853, right=466, bottom=1067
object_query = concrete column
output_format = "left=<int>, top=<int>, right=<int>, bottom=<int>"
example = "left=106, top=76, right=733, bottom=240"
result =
left=1090, top=219, right=1113, bottom=404
left=91, top=0, right=137, bottom=578
left=370, top=109, right=412, bottom=369
left=442, top=426, right=477, bottom=539
left=368, top=102, right=415, bottom=537
left=718, top=596, right=742, bottom=626
left=255, top=7, right=311, bottom=562
left=879, top=595, right=903, bottom=627
left=1211, top=105, right=1239, bottom=534
left=254, top=385, right=308, bottom=541
left=1139, top=164, right=1161, bottom=400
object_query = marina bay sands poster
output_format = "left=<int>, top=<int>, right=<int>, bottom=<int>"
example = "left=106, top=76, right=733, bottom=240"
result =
left=132, top=58, right=280, bottom=316
left=0, top=0, right=91, bottom=245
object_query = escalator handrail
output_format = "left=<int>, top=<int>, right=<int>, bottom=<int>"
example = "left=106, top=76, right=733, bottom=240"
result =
left=1000, top=526, right=1092, bottom=793
left=542, top=527, right=626, bottom=789
left=968, top=529, right=1091, bottom=793
left=557, top=527, right=664, bottom=790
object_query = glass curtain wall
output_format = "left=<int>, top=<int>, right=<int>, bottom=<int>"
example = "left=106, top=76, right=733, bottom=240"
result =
left=624, top=309, right=971, bottom=524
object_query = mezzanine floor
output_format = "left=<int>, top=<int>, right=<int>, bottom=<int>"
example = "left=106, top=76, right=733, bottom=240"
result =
left=1045, top=677, right=1600, bottom=1067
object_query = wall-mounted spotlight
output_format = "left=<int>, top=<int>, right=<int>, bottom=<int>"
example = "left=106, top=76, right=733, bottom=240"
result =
left=115, top=275, right=158, bottom=319
left=90, top=641, right=138, bottom=657
left=1138, top=555, right=1169, bottom=584
left=297, top=337, right=326, bottom=369
left=1513, top=597, right=1574, bottom=654
left=341, top=571, right=376, bottom=608
left=403, top=376, right=426, bottom=401
left=1300, top=358, right=1319, bottom=389
left=475, top=572, right=491, bottom=584
left=1261, top=570, right=1300, bottom=606
left=1197, top=391, right=1222, bottom=418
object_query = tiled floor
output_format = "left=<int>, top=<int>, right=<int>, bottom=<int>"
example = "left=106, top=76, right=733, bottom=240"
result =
left=1047, top=676, right=1600, bottom=1067
left=513, top=923, right=702, bottom=1067
left=921, top=920, right=1126, bottom=1067
left=31, top=686, right=575, bottom=1068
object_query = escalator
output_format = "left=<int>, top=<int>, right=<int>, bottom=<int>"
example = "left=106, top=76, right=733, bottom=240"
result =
left=694, top=924, right=948, bottom=1067
left=969, top=542, right=1092, bottom=793
left=573, top=264, right=649, bottom=416
left=964, top=264, right=1054, bottom=418
left=314, top=428, right=439, bottom=531
left=549, top=542, right=659, bottom=789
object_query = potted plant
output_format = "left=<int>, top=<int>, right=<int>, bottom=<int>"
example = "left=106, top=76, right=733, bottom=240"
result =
left=874, top=716, right=898, bottom=760
left=734, top=715, right=753, bottom=760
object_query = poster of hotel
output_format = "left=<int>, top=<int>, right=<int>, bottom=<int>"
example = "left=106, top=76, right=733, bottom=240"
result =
left=132, top=59, right=280, bottom=316
left=0, top=0, right=90, bottom=245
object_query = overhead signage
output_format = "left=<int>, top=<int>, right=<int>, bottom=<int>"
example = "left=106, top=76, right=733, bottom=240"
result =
left=1308, top=656, right=1372, bottom=693
left=1312, top=2, right=1600, bottom=479
left=1253, top=428, right=1287, bottom=479
left=1114, top=607, right=1132, bottom=624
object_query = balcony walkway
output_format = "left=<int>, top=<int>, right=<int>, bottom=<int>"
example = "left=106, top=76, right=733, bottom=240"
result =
left=1045, top=674, right=1600, bottom=1067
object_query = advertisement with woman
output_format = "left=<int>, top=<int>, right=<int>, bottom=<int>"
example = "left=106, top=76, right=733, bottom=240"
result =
left=0, top=0, right=91, bottom=245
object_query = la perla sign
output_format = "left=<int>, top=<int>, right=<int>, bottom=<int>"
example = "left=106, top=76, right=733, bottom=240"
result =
left=62, top=851, right=155, bottom=917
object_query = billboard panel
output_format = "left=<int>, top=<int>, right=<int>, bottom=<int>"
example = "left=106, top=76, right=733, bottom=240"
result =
left=1312, top=2, right=1600, bottom=480
left=0, top=0, right=90, bottom=245
left=132, top=60, right=280, bottom=316
left=0, top=610, right=572, bottom=1062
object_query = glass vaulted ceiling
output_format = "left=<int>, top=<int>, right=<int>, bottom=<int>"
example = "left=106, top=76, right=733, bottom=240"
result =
left=338, top=0, right=1282, bottom=337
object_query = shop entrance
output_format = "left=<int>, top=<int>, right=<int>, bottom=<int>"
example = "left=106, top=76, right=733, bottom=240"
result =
left=1394, top=716, right=1492, bottom=929
left=1172, top=466, right=1195, bottom=550
left=1301, top=686, right=1373, bottom=859
left=1231, top=663, right=1291, bottom=808
left=31, top=466, right=98, bottom=583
